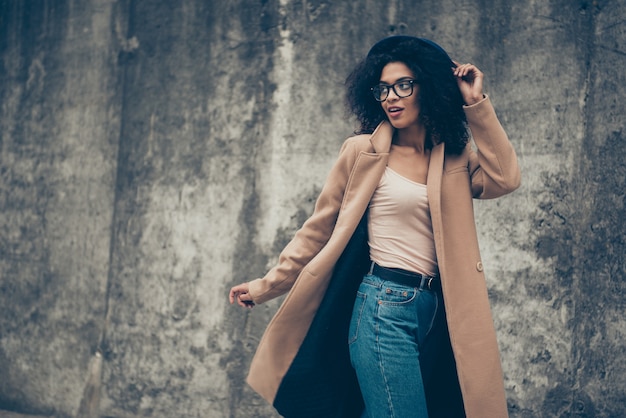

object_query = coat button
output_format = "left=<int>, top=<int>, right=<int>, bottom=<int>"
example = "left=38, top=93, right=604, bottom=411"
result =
left=476, top=261, right=483, bottom=272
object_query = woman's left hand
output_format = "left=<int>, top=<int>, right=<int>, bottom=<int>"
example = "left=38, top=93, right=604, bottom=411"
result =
left=453, top=61, right=484, bottom=106
left=229, top=282, right=256, bottom=308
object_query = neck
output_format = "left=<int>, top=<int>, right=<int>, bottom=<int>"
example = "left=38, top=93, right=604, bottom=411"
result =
left=393, top=123, right=428, bottom=154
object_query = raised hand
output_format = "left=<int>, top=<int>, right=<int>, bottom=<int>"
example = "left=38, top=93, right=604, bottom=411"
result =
left=453, top=61, right=484, bottom=106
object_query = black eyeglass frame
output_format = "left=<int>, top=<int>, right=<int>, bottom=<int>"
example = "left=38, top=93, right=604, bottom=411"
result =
left=371, top=79, right=416, bottom=102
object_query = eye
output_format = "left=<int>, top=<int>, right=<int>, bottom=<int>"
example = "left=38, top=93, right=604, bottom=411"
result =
left=396, top=81, right=413, bottom=91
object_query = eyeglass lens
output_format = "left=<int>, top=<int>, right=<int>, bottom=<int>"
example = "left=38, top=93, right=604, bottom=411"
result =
left=372, top=80, right=414, bottom=101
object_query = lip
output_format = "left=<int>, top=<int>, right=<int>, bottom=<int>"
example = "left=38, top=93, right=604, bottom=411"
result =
left=386, top=106, right=404, bottom=118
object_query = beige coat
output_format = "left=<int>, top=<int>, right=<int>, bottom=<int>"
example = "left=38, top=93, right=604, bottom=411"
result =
left=247, top=96, right=521, bottom=417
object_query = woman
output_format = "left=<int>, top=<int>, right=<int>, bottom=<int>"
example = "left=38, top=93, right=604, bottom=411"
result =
left=230, top=35, right=520, bottom=418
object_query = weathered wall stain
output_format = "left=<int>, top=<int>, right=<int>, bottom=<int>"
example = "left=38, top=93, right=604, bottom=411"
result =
left=532, top=2, right=626, bottom=416
left=1, top=0, right=625, bottom=417
left=1, top=0, right=121, bottom=417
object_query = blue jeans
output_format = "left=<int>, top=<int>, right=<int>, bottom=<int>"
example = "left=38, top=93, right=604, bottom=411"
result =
left=348, top=272, right=447, bottom=418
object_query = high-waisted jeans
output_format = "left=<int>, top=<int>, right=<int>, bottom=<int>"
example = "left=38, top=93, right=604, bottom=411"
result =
left=348, top=272, right=448, bottom=418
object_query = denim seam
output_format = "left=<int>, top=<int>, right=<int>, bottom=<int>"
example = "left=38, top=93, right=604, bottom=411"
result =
left=374, top=302, right=396, bottom=417
left=348, top=292, right=367, bottom=345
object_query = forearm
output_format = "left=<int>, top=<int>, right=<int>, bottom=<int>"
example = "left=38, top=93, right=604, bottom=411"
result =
left=465, top=95, right=521, bottom=198
left=248, top=138, right=360, bottom=304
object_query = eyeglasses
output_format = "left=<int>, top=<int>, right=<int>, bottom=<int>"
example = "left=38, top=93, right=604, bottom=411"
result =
left=371, top=79, right=416, bottom=102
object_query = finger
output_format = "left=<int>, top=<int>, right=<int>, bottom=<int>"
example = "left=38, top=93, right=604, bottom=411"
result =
left=459, top=64, right=473, bottom=78
left=238, top=295, right=255, bottom=308
left=466, top=65, right=483, bottom=79
left=455, top=63, right=480, bottom=79
left=229, top=283, right=249, bottom=303
left=453, top=63, right=470, bottom=78
left=236, top=291, right=252, bottom=305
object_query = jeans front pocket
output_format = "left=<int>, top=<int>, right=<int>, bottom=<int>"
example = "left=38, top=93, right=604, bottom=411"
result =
left=377, top=283, right=418, bottom=306
left=348, top=291, right=367, bottom=345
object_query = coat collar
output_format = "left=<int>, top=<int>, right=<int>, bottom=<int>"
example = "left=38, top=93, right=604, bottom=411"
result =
left=368, top=120, right=446, bottom=160
left=368, top=121, right=394, bottom=154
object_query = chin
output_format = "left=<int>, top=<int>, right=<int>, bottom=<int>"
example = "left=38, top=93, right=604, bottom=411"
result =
left=389, top=120, right=409, bottom=130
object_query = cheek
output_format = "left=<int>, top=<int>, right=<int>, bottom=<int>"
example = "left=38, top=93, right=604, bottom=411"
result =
left=409, top=102, right=421, bottom=119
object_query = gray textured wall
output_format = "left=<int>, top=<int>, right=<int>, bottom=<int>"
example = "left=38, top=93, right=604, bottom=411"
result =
left=1, top=0, right=625, bottom=417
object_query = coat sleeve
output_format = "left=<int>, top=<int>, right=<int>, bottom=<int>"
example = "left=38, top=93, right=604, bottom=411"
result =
left=465, top=95, right=521, bottom=199
left=247, top=138, right=361, bottom=304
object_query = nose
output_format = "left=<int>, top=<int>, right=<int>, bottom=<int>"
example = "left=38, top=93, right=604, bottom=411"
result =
left=386, top=87, right=400, bottom=101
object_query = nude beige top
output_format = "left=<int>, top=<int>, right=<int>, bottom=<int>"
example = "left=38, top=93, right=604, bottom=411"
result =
left=368, top=166, right=438, bottom=277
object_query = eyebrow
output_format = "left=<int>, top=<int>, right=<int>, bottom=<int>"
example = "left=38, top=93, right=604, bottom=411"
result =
left=378, top=76, right=414, bottom=85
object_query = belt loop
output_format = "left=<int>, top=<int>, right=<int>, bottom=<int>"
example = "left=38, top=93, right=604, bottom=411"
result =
left=368, top=261, right=375, bottom=275
left=419, top=276, right=427, bottom=289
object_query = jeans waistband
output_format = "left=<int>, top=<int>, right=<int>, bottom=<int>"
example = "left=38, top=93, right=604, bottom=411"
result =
left=369, top=261, right=441, bottom=292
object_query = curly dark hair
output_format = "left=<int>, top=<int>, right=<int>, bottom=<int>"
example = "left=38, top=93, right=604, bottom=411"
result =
left=345, top=36, right=469, bottom=155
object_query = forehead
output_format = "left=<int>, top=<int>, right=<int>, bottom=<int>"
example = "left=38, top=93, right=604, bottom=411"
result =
left=379, top=62, right=414, bottom=82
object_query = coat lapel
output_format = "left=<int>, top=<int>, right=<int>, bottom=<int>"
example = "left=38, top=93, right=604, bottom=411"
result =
left=427, top=143, right=445, bottom=276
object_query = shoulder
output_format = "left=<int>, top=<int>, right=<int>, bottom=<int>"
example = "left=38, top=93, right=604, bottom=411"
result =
left=340, top=133, right=375, bottom=154
left=326, top=133, right=376, bottom=174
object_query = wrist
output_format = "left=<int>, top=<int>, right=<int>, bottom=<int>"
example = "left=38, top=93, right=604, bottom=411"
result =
left=464, top=94, right=485, bottom=106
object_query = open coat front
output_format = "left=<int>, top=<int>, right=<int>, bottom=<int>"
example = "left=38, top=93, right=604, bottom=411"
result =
left=246, top=96, right=521, bottom=418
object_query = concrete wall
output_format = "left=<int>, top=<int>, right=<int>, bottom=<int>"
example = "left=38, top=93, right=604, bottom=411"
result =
left=1, top=0, right=624, bottom=417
